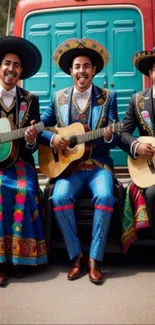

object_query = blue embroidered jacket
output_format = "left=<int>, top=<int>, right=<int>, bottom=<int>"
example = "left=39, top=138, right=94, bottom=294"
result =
left=40, top=84, right=119, bottom=168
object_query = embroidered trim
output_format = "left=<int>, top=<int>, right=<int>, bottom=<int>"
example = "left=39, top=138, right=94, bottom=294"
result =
left=96, top=89, right=109, bottom=128
left=56, top=89, right=68, bottom=127
left=0, top=236, right=48, bottom=262
left=0, top=91, right=32, bottom=127
left=53, top=38, right=110, bottom=69
left=72, top=95, right=91, bottom=114
left=31, top=209, right=39, bottom=222
left=56, top=89, right=68, bottom=107
left=0, top=98, right=16, bottom=113
left=19, top=94, right=32, bottom=128
left=53, top=204, right=74, bottom=211
left=0, top=162, right=48, bottom=264
left=19, top=101, right=27, bottom=125
left=12, top=161, right=27, bottom=236
left=136, top=93, right=153, bottom=136
left=0, top=111, right=14, bottom=121
left=95, top=205, right=114, bottom=212
left=0, top=161, right=27, bottom=232
left=0, top=162, right=27, bottom=235
left=57, top=93, right=67, bottom=107
left=57, top=110, right=64, bottom=127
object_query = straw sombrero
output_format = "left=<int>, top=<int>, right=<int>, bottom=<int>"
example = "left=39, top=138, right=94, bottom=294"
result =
left=52, top=38, right=110, bottom=75
left=132, top=48, right=155, bottom=77
left=0, top=36, right=42, bottom=79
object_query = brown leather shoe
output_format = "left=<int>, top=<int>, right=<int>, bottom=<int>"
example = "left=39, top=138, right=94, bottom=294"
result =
left=68, top=254, right=87, bottom=280
left=0, top=272, right=7, bottom=285
left=88, top=258, right=102, bottom=283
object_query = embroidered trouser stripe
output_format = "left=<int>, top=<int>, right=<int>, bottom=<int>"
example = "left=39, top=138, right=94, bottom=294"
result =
left=89, top=169, right=115, bottom=261
left=90, top=205, right=114, bottom=261
left=53, top=203, right=81, bottom=259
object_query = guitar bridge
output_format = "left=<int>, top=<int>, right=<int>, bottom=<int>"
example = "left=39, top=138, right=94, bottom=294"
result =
left=147, top=160, right=155, bottom=174
left=52, top=148, right=59, bottom=162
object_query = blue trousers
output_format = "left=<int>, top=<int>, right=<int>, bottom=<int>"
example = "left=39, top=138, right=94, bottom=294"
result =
left=51, top=168, right=116, bottom=261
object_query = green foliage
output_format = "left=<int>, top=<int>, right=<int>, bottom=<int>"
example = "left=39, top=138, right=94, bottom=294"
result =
left=0, top=0, right=19, bottom=36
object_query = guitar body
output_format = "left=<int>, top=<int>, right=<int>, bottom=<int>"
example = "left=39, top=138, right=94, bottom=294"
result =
left=0, top=118, right=18, bottom=169
left=128, top=136, right=155, bottom=188
left=39, top=122, right=92, bottom=178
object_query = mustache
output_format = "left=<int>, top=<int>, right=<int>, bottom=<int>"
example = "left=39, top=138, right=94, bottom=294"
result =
left=77, top=73, right=88, bottom=79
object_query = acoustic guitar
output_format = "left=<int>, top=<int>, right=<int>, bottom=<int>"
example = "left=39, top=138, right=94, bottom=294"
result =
left=39, top=121, right=122, bottom=178
left=128, top=136, right=155, bottom=188
left=0, top=117, right=44, bottom=169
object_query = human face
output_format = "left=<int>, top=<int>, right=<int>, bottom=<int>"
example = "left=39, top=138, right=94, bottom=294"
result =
left=149, top=63, right=155, bottom=86
left=70, top=56, right=96, bottom=92
left=0, top=53, right=22, bottom=90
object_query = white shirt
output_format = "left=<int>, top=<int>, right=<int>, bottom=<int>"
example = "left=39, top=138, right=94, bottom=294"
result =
left=153, top=85, right=155, bottom=98
left=0, top=85, right=16, bottom=108
left=73, top=84, right=92, bottom=110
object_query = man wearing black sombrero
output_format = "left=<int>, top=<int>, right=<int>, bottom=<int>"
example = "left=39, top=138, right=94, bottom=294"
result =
left=40, top=38, right=119, bottom=284
left=119, top=48, right=155, bottom=252
left=0, top=36, right=48, bottom=286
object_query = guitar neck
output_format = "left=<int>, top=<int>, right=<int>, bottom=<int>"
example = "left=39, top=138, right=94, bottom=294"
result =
left=0, top=127, right=28, bottom=144
left=0, top=121, right=44, bottom=144
left=76, top=127, right=105, bottom=144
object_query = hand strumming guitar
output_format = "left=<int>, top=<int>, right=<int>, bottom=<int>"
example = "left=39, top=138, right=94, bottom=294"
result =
left=135, top=142, right=155, bottom=160
left=52, top=134, right=69, bottom=150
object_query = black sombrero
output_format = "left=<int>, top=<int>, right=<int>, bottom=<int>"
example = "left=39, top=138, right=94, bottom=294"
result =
left=0, top=36, right=42, bottom=79
left=52, top=38, right=110, bottom=75
left=132, top=48, right=155, bottom=77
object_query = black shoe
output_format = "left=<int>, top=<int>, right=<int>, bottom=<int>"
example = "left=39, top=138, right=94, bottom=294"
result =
left=0, top=264, right=7, bottom=285
left=12, top=265, right=25, bottom=278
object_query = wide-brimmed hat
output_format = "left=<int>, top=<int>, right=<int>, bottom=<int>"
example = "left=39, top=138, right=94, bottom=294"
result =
left=0, top=36, right=42, bottom=79
left=132, top=48, right=155, bottom=77
left=52, top=38, right=110, bottom=75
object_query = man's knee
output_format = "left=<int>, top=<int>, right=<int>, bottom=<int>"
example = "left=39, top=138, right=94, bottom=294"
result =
left=92, top=193, right=115, bottom=207
left=51, top=193, right=73, bottom=207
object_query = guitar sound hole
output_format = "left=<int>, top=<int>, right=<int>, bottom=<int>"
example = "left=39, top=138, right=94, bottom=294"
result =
left=69, top=144, right=75, bottom=149
left=68, top=135, right=77, bottom=148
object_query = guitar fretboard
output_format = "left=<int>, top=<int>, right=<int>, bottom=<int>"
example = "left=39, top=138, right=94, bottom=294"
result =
left=0, top=127, right=28, bottom=144
left=76, top=128, right=105, bottom=144
left=75, top=122, right=121, bottom=145
left=0, top=122, right=44, bottom=144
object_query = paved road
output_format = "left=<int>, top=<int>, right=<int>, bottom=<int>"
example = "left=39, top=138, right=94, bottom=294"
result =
left=1, top=248, right=155, bottom=324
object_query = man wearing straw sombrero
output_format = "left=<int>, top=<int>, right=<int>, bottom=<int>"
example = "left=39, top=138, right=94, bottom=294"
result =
left=0, top=36, right=48, bottom=286
left=40, top=38, right=120, bottom=283
left=120, top=48, right=155, bottom=253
